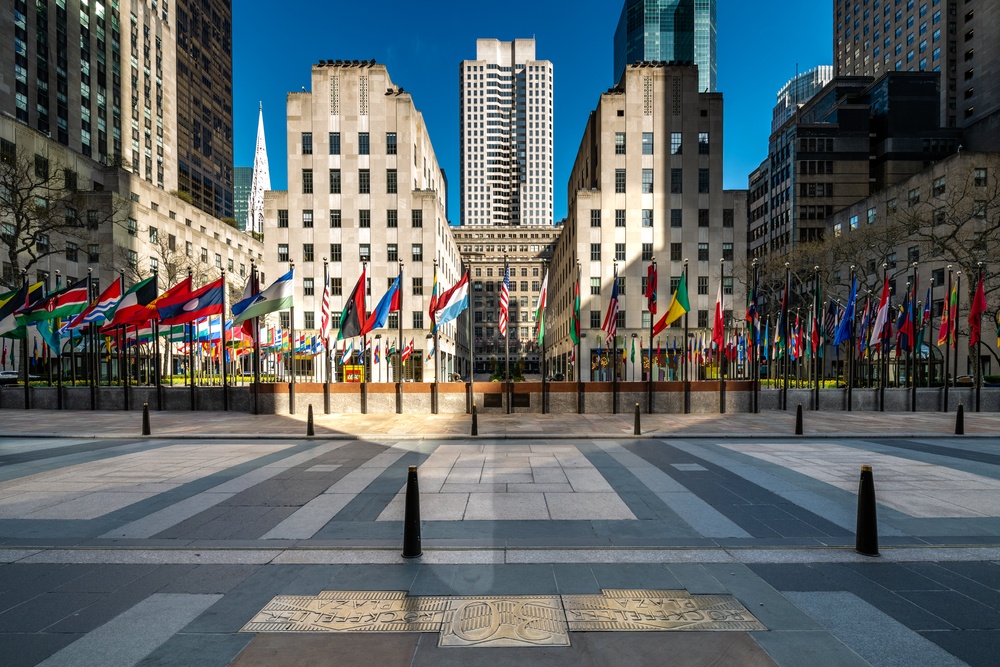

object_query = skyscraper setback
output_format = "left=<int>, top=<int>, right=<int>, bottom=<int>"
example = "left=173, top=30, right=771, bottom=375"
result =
left=459, top=39, right=553, bottom=226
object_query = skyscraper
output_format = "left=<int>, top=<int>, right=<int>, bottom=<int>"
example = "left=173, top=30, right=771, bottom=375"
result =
left=0, top=0, right=234, bottom=219
left=459, top=39, right=553, bottom=226
left=614, top=0, right=717, bottom=92
left=234, top=167, right=253, bottom=231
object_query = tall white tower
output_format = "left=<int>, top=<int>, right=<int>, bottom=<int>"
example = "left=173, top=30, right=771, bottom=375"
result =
left=459, top=39, right=553, bottom=226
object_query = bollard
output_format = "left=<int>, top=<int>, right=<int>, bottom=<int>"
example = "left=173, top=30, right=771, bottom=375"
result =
left=401, top=465, right=422, bottom=558
left=307, top=404, right=315, bottom=436
left=141, top=402, right=151, bottom=436
left=634, top=402, right=641, bottom=436
left=795, top=403, right=803, bottom=435
left=471, top=404, right=478, bottom=436
left=956, top=402, right=965, bottom=435
left=855, top=464, right=880, bottom=556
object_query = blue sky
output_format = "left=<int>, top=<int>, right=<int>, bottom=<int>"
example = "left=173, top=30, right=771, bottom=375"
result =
left=232, top=1, right=831, bottom=223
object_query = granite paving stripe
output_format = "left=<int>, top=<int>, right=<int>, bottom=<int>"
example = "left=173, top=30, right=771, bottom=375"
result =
left=134, top=632, right=253, bottom=667
left=0, top=632, right=82, bottom=667
left=0, top=439, right=156, bottom=482
left=751, top=630, right=870, bottom=667
left=35, top=593, right=221, bottom=667
left=785, top=591, right=968, bottom=667
left=326, top=450, right=434, bottom=523
left=869, top=437, right=1000, bottom=469
left=918, top=628, right=1000, bottom=667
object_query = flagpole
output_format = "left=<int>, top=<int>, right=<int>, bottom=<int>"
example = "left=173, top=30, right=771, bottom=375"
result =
left=289, top=260, right=296, bottom=415
left=465, top=259, right=473, bottom=414
left=187, top=269, right=195, bottom=411
left=396, top=260, right=403, bottom=413
left=976, top=262, right=984, bottom=412
left=251, top=261, right=261, bottom=415
left=221, top=269, right=229, bottom=411
left=612, top=260, right=619, bottom=415
left=576, top=260, right=583, bottom=414
left=910, top=262, right=918, bottom=412
left=942, top=266, right=952, bottom=410
left=683, top=259, right=690, bottom=414
left=432, top=259, right=439, bottom=415
left=88, top=269, right=96, bottom=410
left=879, top=263, right=888, bottom=412
left=361, top=260, right=368, bottom=414
left=20, top=271, right=29, bottom=410
left=505, top=255, right=510, bottom=414
left=648, top=258, right=655, bottom=413
left=751, top=259, right=759, bottom=413
left=541, top=259, right=548, bottom=414
left=321, top=259, right=330, bottom=414
left=953, top=270, right=961, bottom=396
left=927, top=277, right=935, bottom=389
left=782, top=262, right=790, bottom=411
left=813, top=266, right=820, bottom=412
left=720, top=258, right=727, bottom=414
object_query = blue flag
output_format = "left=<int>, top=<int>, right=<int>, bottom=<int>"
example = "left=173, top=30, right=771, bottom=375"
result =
left=833, top=278, right=857, bottom=348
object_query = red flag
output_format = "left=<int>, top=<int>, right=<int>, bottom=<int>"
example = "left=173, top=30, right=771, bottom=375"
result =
left=711, top=280, right=724, bottom=348
left=646, top=264, right=658, bottom=315
left=969, top=273, right=988, bottom=347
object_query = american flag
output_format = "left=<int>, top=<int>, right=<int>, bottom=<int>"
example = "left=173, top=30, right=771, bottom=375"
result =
left=601, top=269, right=619, bottom=346
left=319, top=278, right=331, bottom=342
left=823, top=301, right=840, bottom=345
left=498, top=263, right=510, bottom=338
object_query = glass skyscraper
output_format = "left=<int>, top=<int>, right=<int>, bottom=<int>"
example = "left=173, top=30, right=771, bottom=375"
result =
left=614, top=0, right=716, bottom=93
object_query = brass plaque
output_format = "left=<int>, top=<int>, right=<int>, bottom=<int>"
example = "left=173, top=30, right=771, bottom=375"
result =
left=241, top=589, right=765, bottom=646
left=562, top=589, right=766, bottom=632
left=437, top=596, right=569, bottom=647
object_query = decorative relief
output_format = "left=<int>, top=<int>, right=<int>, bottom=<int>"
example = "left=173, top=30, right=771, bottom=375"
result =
left=359, top=76, right=369, bottom=115
left=643, top=77, right=653, bottom=116
left=329, top=76, right=339, bottom=115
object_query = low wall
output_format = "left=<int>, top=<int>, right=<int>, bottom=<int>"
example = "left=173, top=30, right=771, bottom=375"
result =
left=1, top=382, right=996, bottom=415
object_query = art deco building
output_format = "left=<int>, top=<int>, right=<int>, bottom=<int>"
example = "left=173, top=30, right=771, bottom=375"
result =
left=459, top=39, right=553, bottom=227
left=614, top=0, right=717, bottom=93
left=263, top=61, right=466, bottom=382
left=0, top=0, right=234, bottom=218
left=547, top=63, right=746, bottom=381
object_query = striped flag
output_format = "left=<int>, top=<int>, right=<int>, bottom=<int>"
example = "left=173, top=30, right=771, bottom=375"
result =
left=498, top=262, right=510, bottom=338
left=319, top=274, right=331, bottom=343
left=601, top=267, right=619, bottom=346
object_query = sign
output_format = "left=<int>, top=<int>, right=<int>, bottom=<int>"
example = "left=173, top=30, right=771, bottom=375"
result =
left=344, top=364, right=365, bottom=383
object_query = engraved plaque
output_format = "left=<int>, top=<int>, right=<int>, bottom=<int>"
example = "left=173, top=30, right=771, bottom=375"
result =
left=437, top=596, right=569, bottom=647
left=240, top=591, right=446, bottom=634
left=563, top=590, right=765, bottom=632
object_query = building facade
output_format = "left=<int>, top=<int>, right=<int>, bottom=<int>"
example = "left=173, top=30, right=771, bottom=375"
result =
left=614, top=0, right=717, bottom=93
left=547, top=63, right=746, bottom=382
left=452, top=223, right=561, bottom=376
left=771, top=66, right=834, bottom=133
left=0, top=0, right=233, bottom=219
left=263, top=61, right=466, bottom=383
left=833, top=0, right=1000, bottom=149
left=234, top=166, right=252, bottom=231
left=459, top=39, right=553, bottom=227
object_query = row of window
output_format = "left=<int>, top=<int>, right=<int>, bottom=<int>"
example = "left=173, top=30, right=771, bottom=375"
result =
left=585, top=275, right=734, bottom=297
left=612, top=168, right=712, bottom=194
left=303, top=131, right=396, bottom=156
left=277, top=243, right=423, bottom=264
left=613, top=132, right=710, bottom=156
left=590, top=208, right=735, bottom=228
left=585, top=309, right=734, bottom=330
left=276, top=208, right=423, bottom=229
left=588, top=242, right=734, bottom=263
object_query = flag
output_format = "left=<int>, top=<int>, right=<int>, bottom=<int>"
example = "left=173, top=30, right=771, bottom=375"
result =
left=103, top=276, right=159, bottom=329
left=970, top=272, right=988, bottom=347
left=534, top=268, right=548, bottom=346
left=16, top=277, right=89, bottom=324
left=157, top=277, right=225, bottom=325
left=319, top=275, right=331, bottom=342
left=247, top=103, right=270, bottom=235
left=340, top=339, right=354, bottom=365
left=630, top=335, right=635, bottom=363
left=361, top=272, right=400, bottom=335
left=775, top=286, right=789, bottom=355
left=652, top=274, right=689, bottom=336
left=428, top=264, right=439, bottom=331
left=232, top=269, right=294, bottom=326
left=0, top=282, right=43, bottom=337
left=433, top=271, right=470, bottom=330
left=712, top=279, right=724, bottom=348
left=763, top=320, right=769, bottom=361
left=569, top=277, right=580, bottom=345
left=601, top=268, right=619, bottom=345
left=823, top=301, right=840, bottom=347
left=938, top=281, right=958, bottom=347
left=833, top=278, right=857, bottom=347
left=897, top=290, right=914, bottom=353
left=69, top=277, right=122, bottom=329
left=746, top=271, right=758, bottom=331
left=916, top=289, right=931, bottom=349
left=646, top=264, right=658, bottom=315
left=499, top=263, right=510, bottom=338
left=401, top=338, right=414, bottom=363
left=374, top=341, right=380, bottom=364
left=869, top=275, right=891, bottom=347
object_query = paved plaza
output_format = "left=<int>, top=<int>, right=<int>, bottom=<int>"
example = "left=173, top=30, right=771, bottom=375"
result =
left=1, top=410, right=1000, bottom=665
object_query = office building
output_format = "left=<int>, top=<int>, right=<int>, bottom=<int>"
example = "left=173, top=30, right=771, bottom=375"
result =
left=234, top=166, right=253, bottom=231
left=771, top=66, right=834, bottom=133
left=459, top=39, right=553, bottom=227
left=614, top=0, right=717, bottom=93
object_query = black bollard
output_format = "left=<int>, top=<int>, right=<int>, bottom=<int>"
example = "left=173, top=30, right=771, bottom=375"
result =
left=307, top=404, right=315, bottom=436
left=634, top=402, right=641, bottom=436
left=471, top=404, right=478, bottom=436
left=795, top=403, right=803, bottom=435
left=956, top=403, right=965, bottom=435
left=141, top=402, right=151, bottom=436
left=855, top=464, right=880, bottom=556
left=401, top=465, right=422, bottom=558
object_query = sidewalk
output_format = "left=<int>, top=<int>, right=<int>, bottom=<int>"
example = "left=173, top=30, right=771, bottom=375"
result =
left=0, top=407, right=992, bottom=439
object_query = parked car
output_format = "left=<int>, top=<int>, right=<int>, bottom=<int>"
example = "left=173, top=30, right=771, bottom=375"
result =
left=0, top=370, right=41, bottom=385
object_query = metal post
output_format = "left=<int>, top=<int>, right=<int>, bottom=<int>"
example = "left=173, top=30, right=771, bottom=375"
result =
left=783, top=262, right=790, bottom=411
left=879, top=263, right=888, bottom=413
left=976, top=263, right=984, bottom=412
left=943, top=266, right=952, bottom=411
left=953, top=270, right=961, bottom=393
left=504, top=255, right=510, bottom=414
left=289, top=261, right=296, bottom=415
left=751, top=259, right=759, bottom=414
left=397, top=261, right=404, bottom=414
left=927, top=277, right=935, bottom=389
left=221, top=270, right=229, bottom=411
left=910, top=262, right=918, bottom=412
left=576, top=260, right=583, bottom=415
left=847, top=266, right=856, bottom=411
left=251, top=261, right=261, bottom=415
left=647, top=258, right=655, bottom=414
left=322, top=259, right=331, bottom=414
left=612, top=261, right=619, bottom=414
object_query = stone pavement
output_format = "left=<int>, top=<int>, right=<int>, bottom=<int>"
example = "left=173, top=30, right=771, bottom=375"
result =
left=1, top=410, right=1000, bottom=665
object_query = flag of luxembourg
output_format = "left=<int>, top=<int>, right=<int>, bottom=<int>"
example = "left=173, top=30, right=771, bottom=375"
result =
left=433, top=272, right=469, bottom=331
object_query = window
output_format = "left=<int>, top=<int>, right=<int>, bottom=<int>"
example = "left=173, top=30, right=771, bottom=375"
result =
left=867, top=207, right=877, bottom=224
left=127, top=218, right=137, bottom=236
left=412, top=244, right=422, bottom=261
left=302, top=169, right=313, bottom=194
left=615, top=243, right=626, bottom=262
left=330, top=169, right=341, bottom=194
left=387, top=169, right=397, bottom=194
left=301, top=132, right=312, bottom=154
left=590, top=244, right=601, bottom=261
left=201, top=248, right=209, bottom=263
left=616, top=311, right=625, bottom=328
left=65, top=242, right=78, bottom=262
left=641, top=243, right=653, bottom=261
left=589, top=277, right=601, bottom=296
left=907, top=246, right=920, bottom=263
left=360, top=244, right=371, bottom=261
left=590, top=210, right=601, bottom=227
left=330, top=132, right=341, bottom=154
left=723, top=209, right=734, bottom=228
left=359, top=169, right=370, bottom=194
left=671, top=169, right=682, bottom=193
left=278, top=244, right=289, bottom=262
left=698, top=168, right=710, bottom=193
left=34, top=154, right=48, bottom=179
left=698, top=276, right=709, bottom=295
left=642, top=209, right=653, bottom=227
left=616, top=210, right=626, bottom=227
left=387, top=244, right=398, bottom=262
left=698, top=209, right=709, bottom=227
left=413, top=311, right=423, bottom=329
left=723, top=276, right=734, bottom=295
left=670, top=132, right=682, bottom=155
left=412, top=277, right=423, bottom=295
left=617, top=277, right=626, bottom=295
left=277, top=209, right=288, bottom=228
left=975, top=168, right=987, bottom=186
left=615, top=169, right=626, bottom=193
left=670, top=209, right=682, bottom=228
left=330, top=209, right=342, bottom=228
left=387, top=209, right=398, bottom=228
left=331, top=277, right=343, bottom=295
left=614, top=132, right=626, bottom=154
left=698, top=132, right=709, bottom=154
left=590, top=310, right=601, bottom=329
left=358, top=132, right=370, bottom=155
left=359, top=209, right=370, bottom=228
left=642, top=169, right=653, bottom=193
left=386, top=132, right=397, bottom=155
left=698, top=243, right=709, bottom=261
left=303, top=210, right=313, bottom=228
left=671, top=243, right=682, bottom=261
left=127, top=250, right=138, bottom=268
left=908, top=187, right=921, bottom=205
left=412, top=210, right=423, bottom=227
left=850, top=215, right=859, bottom=230
left=932, top=176, right=946, bottom=195
left=88, top=244, right=100, bottom=263
left=303, top=277, right=314, bottom=296
left=722, top=243, right=733, bottom=261
left=642, top=132, right=653, bottom=155
left=304, top=311, right=315, bottom=329
left=146, top=226, right=158, bottom=245
left=303, top=244, right=314, bottom=262
left=388, top=313, right=398, bottom=329
left=186, top=241, right=192, bottom=257
left=698, top=310, right=708, bottom=328
left=973, top=200, right=987, bottom=219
